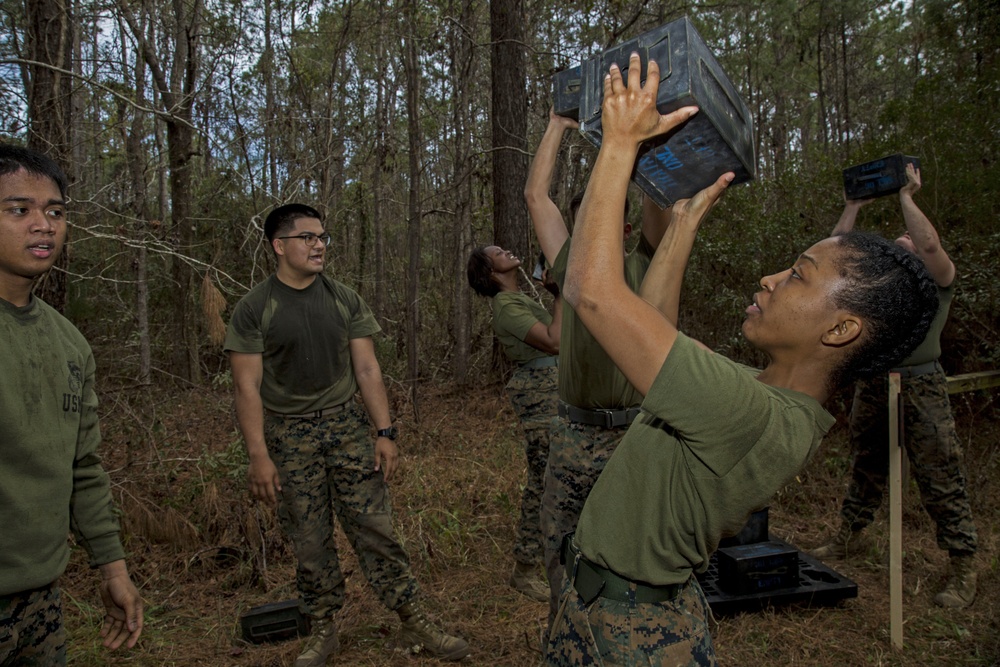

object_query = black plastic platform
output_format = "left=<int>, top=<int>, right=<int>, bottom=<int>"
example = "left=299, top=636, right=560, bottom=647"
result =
left=696, top=536, right=857, bottom=615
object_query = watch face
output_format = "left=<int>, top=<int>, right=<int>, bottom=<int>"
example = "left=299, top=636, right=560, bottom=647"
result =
left=379, top=426, right=398, bottom=440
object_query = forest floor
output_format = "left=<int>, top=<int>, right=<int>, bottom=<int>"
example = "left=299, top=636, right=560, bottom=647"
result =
left=59, top=380, right=999, bottom=667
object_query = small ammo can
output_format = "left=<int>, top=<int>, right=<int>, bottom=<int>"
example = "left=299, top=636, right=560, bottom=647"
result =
left=552, top=65, right=582, bottom=121
left=843, top=153, right=920, bottom=200
left=239, top=599, right=311, bottom=644
left=552, top=16, right=756, bottom=207
left=716, top=541, right=799, bottom=596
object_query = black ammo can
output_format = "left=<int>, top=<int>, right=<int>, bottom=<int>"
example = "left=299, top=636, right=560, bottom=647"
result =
left=716, top=541, right=800, bottom=596
left=552, top=16, right=756, bottom=207
left=240, top=599, right=311, bottom=644
left=552, top=65, right=582, bottom=121
left=843, top=153, right=921, bottom=200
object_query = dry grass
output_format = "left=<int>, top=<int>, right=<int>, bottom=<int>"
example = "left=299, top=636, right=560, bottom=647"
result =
left=59, top=381, right=999, bottom=666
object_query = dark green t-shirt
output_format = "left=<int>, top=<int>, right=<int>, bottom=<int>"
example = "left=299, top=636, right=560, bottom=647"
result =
left=575, top=334, right=835, bottom=586
left=224, top=274, right=381, bottom=414
left=551, top=235, right=655, bottom=409
left=492, top=291, right=553, bottom=364
left=899, top=283, right=951, bottom=366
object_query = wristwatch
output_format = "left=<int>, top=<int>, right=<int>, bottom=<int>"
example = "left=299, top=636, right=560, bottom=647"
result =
left=377, top=426, right=398, bottom=440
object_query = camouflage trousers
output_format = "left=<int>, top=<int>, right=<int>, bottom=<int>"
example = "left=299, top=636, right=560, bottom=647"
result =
left=505, top=365, right=559, bottom=567
left=544, top=572, right=715, bottom=666
left=541, top=420, right=628, bottom=627
left=841, top=366, right=978, bottom=555
left=265, top=405, right=418, bottom=620
left=0, top=584, right=66, bottom=666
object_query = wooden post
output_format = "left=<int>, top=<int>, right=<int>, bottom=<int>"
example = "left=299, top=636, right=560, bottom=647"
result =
left=888, top=372, right=903, bottom=649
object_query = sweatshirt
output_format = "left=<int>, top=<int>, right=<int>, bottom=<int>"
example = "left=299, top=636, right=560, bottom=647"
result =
left=0, top=295, right=125, bottom=595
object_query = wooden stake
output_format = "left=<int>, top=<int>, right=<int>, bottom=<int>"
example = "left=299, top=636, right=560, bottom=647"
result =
left=888, top=372, right=903, bottom=649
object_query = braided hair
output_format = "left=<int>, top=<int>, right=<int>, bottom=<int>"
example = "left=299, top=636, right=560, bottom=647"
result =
left=829, top=231, right=939, bottom=388
left=467, top=246, right=500, bottom=297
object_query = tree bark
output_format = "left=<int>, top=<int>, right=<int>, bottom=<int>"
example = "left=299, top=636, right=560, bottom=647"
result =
left=489, top=0, right=529, bottom=261
left=24, top=0, right=73, bottom=312
left=403, top=0, right=422, bottom=414
left=120, top=0, right=204, bottom=384
left=450, top=0, right=475, bottom=384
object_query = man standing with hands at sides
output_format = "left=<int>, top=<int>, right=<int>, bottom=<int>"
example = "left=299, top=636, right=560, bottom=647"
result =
left=525, top=107, right=674, bottom=628
left=811, top=164, right=979, bottom=608
left=544, top=54, right=938, bottom=665
left=0, top=144, right=143, bottom=663
left=225, top=204, right=470, bottom=666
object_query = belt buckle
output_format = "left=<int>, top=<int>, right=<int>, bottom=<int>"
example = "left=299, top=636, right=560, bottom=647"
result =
left=595, top=409, right=616, bottom=429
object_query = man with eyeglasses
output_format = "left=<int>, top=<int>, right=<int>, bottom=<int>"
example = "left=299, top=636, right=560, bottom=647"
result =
left=224, top=204, right=469, bottom=665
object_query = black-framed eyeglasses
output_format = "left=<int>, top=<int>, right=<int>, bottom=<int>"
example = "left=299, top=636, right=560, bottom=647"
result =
left=276, top=232, right=332, bottom=247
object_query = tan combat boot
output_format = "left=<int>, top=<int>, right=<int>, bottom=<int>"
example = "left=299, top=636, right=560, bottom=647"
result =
left=397, top=601, right=471, bottom=661
left=809, top=521, right=859, bottom=561
left=509, top=561, right=548, bottom=603
left=934, top=554, right=977, bottom=608
left=295, top=618, right=338, bottom=667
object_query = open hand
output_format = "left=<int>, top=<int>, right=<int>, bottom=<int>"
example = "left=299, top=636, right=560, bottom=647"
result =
left=601, top=52, right=698, bottom=147
left=98, top=561, right=143, bottom=651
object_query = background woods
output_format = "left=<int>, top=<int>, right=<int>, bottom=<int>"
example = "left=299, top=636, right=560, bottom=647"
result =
left=1, top=0, right=997, bottom=385
left=2, top=1, right=1000, bottom=665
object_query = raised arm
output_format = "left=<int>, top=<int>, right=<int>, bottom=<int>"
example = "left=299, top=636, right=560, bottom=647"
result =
left=831, top=194, right=872, bottom=236
left=899, top=163, right=955, bottom=287
left=563, top=53, right=729, bottom=396
left=525, top=108, right=578, bottom=265
left=639, top=194, right=672, bottom=249
left=523, top=277, right=563, bottom=354
left=639, top=181, right=727, bottom=334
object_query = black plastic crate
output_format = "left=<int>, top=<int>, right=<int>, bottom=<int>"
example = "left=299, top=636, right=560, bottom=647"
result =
left=240, top=599, right=311, bottom=644
left=716, top=541, right=799, bottom=595
left=553, top=16, right=755, bottom=207
left=843, top=154, right=920, bottom=200
left=697, top=537, right=858, bottom=615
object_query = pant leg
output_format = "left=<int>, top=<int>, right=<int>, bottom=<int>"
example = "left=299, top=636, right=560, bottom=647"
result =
left=505, top=366, right=559, bottom=566
left=544, top=576, right=715, bottom=667
left=840, top=377, right=891, bottom=530
left=902, top=369, right=978, bottom=555
left=540, top=422, right=625, bottom=628
left=327, top=406, right=418, bottom=612
left=266, top=416, right=344, bottom=620
left=0, top=585, right=66, bottom=667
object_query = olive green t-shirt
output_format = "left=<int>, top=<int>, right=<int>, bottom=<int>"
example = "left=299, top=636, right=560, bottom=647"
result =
left=492, top=291, right=553, bottom=364
left=575, top=334, right=835, bottom=586
left=224, top=274, right=381, bottom=414
left=899, top=283, right=951, bottom=366
left=551, top=235, right=655, bottom=409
